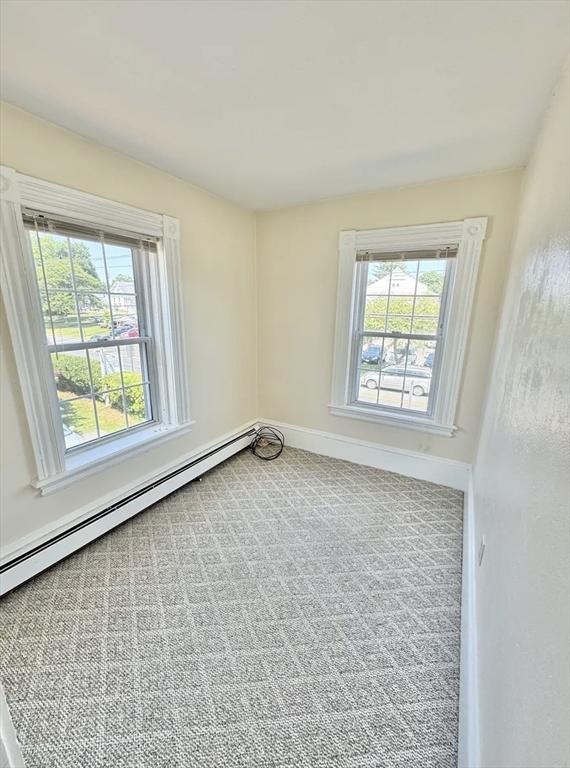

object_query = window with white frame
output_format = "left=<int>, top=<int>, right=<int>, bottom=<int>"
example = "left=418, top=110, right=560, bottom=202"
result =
left=0, top=167, right=191, bottom=493
left=26, top=213, right=157, bottom=449
left=330, top=218, right=487, bottom=435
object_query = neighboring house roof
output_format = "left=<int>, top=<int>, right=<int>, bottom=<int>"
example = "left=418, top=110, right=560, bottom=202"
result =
left=367, top=267, right=429, bottom=296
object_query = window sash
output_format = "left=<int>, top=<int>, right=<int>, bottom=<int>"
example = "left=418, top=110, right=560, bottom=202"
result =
left=348, top=259, right=454, bottom=417
left=47, top=336, right=151, bottom=354
left=355, top=330, right=440, bottom=342
left=352, top=331, right=440, bottom=416
left=58, top=392, right=154, bottom=453
left=50, top=338, right=156, bottom=453
left=27, top=219, right=159, bottom=453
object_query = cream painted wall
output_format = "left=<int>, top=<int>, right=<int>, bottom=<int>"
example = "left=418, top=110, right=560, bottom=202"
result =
left=0, top=102, right=257, bottom=549
left=256, top=170, right=522, bottom=463
left=473, top=62, right=570, bottom=767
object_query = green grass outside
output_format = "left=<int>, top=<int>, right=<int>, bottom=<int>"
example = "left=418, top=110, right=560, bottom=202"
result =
left=48, top=323, right=103, bottom=342
left=59, top=390, right=145, bottom=436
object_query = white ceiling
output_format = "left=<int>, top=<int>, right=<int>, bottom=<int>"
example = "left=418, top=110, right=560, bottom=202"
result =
left=1, top=0, right=569, bottom=209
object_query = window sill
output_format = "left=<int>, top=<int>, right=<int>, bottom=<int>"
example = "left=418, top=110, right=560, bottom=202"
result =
left=328, top=404, right=455, bottom=436
left=32, top=421, right=195, bottom=495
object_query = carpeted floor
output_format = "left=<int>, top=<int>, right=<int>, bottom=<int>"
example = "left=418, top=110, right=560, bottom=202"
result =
left=0, top=447, right=464, bottom=768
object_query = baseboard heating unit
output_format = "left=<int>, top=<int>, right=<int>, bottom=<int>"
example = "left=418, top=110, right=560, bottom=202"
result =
left=0, top=426, right=256, bottom=595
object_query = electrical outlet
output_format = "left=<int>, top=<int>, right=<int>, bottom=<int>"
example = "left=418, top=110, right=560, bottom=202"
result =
left=478, top=537, right=486, bottom=566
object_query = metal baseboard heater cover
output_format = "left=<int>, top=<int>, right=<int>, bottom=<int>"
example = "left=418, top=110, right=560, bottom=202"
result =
left=0, top=427, right=256, bottom=595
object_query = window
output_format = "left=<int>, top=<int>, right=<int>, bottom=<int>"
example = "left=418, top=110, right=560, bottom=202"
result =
left=330, top=218, right=487, bottom=435
left=354, top=250, right=453, bottom=415
left=26, top=214, right=156, bottom=450
left=0, top=167, right=191, bottom=493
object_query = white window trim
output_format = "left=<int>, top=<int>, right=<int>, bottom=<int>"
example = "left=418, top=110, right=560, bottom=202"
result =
left=330, top=217, right=488, bottom=436
left=0, top=166, right=193, bottom=494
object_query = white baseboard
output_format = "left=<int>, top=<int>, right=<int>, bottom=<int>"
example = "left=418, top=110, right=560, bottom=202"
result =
left=259, top=418, right=470, bottom=491
left=458, top=470, right=479, bottom=768
left=0, top=421, right=256, bottom=594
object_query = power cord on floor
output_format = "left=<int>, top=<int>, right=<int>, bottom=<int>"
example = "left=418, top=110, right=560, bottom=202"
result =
left=250, top=426, right=284, bottom=461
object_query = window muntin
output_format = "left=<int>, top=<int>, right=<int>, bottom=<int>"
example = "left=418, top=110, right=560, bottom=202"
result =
left=26, top=215, right=157, bottom=451
left=351, top=254, right=454, bottom=416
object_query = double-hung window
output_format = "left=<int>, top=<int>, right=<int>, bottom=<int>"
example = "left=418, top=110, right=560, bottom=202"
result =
left=330, top=218, right=487, bottom=435
left=26, top=213, right=157, bottom=449
left=0, top=167, right=191, bottom=493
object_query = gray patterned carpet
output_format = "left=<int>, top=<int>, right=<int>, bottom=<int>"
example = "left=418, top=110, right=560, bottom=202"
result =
left=0, top=447, right=464, bottom=768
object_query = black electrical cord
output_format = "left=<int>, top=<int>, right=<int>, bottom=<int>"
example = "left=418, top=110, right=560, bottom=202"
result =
left=250, top=426, right=285, bottom=461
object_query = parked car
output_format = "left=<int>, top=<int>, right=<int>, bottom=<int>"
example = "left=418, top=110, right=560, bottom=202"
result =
left=361, top=344, right=417, bottom=367
left=116, top=325, right=139, bottom=338
left=361, top=365, right=432, bottom=396
left=117, top=315, right=137, bottom=327
left=361, top=344, right=383, bottom=365
left=90, top=332, right=112, bottom=341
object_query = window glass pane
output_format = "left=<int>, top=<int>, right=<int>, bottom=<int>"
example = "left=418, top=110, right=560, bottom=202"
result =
left=78, top=293, right=110, bottom=342
left=95, top=384, right=152, bottom=431
left=59, top=396, right=98, bottom=448
left=412, top=296, right=441, bottom=335
left=31, top=231, right=73, bottom=294
left=95, top=394, right=128, bottom=437
left=359, top=335, right=386, bottom=373
left=412, top=314, right=439, bottom=335
left=105, top=244, right=136, bottom=292
left=413, top=339, right=438, bottom=370
left=378, top=384, right=405, bottom=409
left=125, top=384, right=151, bottom=426
left=386, top=314, right=413, bottom=334
left=386, top=296, right=414, bottom=315
left=119, top=344, right=145, bottom=380
left=66, top=236, right=107, bottom=284
left=363, top=306, right=387, bottom=332
left=113, top=311, right=140, bottom=340
left=82, top=295, right=112, bottom=342
left=385, top=338, right=417, bottom=367
left=358, top=368, right=381, bottom=405
left=400, top=368, right=431, bottom=412
left=68, top=236, right=107, bottom=290
left=51, top=350, right=95, bottom=397
left=90, top=346, right=121, bottom=390
left=45, top=292, right=79, bottom=344
left=364, top=281, right=388, bottom=332
left=67, top=237, right=107, bottom=344
left=417, top=259, right=446, bottom=296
